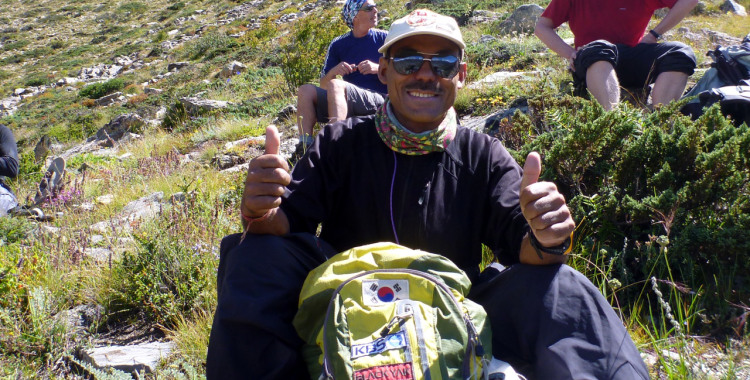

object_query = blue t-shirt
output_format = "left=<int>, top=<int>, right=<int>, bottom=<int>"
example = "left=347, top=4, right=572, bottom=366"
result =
left=322, top=29, right=388, bottom=95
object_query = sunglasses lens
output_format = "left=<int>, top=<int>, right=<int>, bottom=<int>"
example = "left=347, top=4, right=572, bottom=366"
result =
left=363, top=5, right=376, bottom=11
left=392, top=55, right=459, bottom=78
left=393, top=56, right=425, bottom=75
left=430, top=55, right=459, bottom=78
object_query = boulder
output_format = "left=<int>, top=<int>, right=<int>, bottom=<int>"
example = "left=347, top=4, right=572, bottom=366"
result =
left=180, top=97, right=231, bottom=114
left=219, top=61, right=247, bottom=78
left=91, top=113, right=145, bottom=143
left=94, top=92, right=124, bottom=107
left=167, top=62, right=190, bottom=72
left=497, top=4, right=544, bottom=36
left=720, top=0, right=747, bottom=16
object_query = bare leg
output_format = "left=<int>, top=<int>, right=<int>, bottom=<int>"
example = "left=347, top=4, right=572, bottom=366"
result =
left=586, top=61, right=620, bottom=111
left=651, top=71, right=689, bottom=107
left=296, top=84, right=318, bottom=141
left=327, top=79, right=348, bottom=123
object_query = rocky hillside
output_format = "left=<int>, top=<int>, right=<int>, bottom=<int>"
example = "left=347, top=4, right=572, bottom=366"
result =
left=0, top=0, right=749, bottom=378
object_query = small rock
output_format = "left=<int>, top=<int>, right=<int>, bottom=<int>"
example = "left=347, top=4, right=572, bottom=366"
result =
left=96, top=194, right=114, bottom=204
left=94, top=92, right=124, bottom=107
left=167, top=61, right=189, bottom=72
left=170, top=192, right=187, bottom=204
left=144, top=87, right=163, bottom=95
left=219, top=61, right=247, bottom=78
left=84, top=247, right=114, bottom=263
left=81, top=341, right=174, bottom=374
left=78, top=202, right=96, bottom=211
left=90, top=235, right=105, bottom=245
left=277, top=104, right=296, bottom=120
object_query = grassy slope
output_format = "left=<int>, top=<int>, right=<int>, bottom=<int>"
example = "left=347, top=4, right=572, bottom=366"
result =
left=0, top=0, right=749, bottom=378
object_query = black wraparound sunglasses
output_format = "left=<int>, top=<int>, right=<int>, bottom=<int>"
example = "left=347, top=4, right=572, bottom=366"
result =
left=388, top=54, right=461, bottom=79
left=361, top=4, right=377, bottom=12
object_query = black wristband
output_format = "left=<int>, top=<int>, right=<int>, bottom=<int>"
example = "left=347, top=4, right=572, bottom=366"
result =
left=649, top=29, right=661, bottom=40
left=528, top=232, right=573, bottom=260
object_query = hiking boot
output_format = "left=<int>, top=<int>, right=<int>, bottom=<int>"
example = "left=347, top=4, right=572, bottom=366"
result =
left=34, top=157, right=66, bottom=206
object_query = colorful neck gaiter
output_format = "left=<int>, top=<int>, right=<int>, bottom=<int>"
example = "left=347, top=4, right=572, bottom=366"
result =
left=374, top=100, right=457, bottom=155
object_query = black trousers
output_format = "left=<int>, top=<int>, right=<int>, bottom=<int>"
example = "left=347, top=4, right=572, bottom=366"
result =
left=206, top=233, right=649, bottom=380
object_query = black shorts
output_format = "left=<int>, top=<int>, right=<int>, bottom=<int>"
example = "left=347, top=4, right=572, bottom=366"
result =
left=314, top=83, right=386, bottom=123
left=572, top=39, right=696, bottom=94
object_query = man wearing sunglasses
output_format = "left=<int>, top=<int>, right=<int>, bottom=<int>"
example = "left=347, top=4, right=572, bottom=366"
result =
left=208, top=9, right=649, bottom=380
left=535, top=0, right=698, bottom=110
left=295, top=0, right=387, bottom=157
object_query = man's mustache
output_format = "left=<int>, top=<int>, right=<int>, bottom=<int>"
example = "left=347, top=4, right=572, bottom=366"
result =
left=404, top=82, right=441, bottom=93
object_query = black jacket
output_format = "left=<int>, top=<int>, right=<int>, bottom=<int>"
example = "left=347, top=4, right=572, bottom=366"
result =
left=281, top=116, right=528, bottom=281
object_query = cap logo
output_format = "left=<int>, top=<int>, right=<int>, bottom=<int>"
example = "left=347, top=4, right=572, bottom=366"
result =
left=406, top=9, right=437, bottom=26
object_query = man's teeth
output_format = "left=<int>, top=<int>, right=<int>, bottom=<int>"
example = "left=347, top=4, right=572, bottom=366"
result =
left=409, top=91, right=434, bottom=98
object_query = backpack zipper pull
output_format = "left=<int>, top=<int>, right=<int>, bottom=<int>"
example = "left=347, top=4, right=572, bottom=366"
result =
left=380, top=312, right=413, bottom=337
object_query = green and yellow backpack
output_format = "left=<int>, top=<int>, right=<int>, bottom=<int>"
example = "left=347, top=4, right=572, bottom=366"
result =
left=293, top=242, right=492, bottom=380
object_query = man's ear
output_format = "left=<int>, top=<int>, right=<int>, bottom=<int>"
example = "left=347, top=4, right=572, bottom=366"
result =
left=378, top=56, right=388, bottom=84
left=455, top=62, right=467, bottom=89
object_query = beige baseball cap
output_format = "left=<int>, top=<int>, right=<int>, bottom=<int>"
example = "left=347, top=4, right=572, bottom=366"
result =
left=378, top=9, right=465, bottom=55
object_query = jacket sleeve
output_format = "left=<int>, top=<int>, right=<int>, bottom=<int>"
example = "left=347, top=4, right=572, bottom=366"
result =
left=483, top=138, right=528, bottom=265
left=0, top=125, right=19, bottom=179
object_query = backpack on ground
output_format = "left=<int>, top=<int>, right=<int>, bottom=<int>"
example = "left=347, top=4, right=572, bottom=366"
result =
left=695, top=82, right=750, bottom=126
left=293, top=242, right=492, bottom=380
left=681, top=32, right=750, bottom=122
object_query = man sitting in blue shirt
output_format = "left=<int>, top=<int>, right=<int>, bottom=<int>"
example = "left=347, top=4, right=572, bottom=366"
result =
left=295, top=0, right=387, bottom=155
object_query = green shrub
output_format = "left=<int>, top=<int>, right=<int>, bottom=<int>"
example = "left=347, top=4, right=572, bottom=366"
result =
left=79, top=78, right=125, bottom=99
left=23, top=47, right=53, bottom=59
left=0, top=216, right=35, bottom=245
left=90, top=35, right=107, bottom=44
left=167, top=1, right=185, bottom=11
left=106, top=202, right=218, bottom=328
left=112, top=43, right=141, bottom=57
left=161, top=101, right=190, bottom=132
left=184, top=31, right=238, bottom=61
left=513, top=96, right=750, bottom=332
left=279, top=15, right=348, bottom=93
left=2, top=39, right=28, bottom=51
left=117, top=2, right=148, bottom=15
left=23, top=73, right=49, bottom=87
left=17, top=150, right=42, bottom=178
left=49, top=40, right=68, bottom=50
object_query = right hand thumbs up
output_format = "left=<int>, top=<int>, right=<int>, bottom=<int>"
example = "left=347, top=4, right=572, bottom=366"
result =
left=265, top=125, right=281, bottom=155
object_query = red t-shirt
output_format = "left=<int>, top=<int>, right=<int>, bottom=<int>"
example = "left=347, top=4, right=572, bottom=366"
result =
left=541, top=0, right=677, bottom=47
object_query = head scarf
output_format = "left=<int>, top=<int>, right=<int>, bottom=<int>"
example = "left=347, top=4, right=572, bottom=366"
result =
left=342, top=0, right=367, bottom=29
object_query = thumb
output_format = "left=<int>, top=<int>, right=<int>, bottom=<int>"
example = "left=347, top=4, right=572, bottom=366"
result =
left=520, top=152, right=542, bottom=192
left=265, top=125, right=281, bottom=155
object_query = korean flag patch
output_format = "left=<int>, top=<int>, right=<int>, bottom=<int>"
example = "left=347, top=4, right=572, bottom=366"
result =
left=362, top=279, right=409, bottom=306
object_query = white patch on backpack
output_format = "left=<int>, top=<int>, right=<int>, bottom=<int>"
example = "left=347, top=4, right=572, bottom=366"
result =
left=362, top=279, right=410, bottom=306
left=351, top=330, right=408, bottom=359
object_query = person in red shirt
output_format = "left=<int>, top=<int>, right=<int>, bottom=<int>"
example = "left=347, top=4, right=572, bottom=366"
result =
left=535, top=0, right=698, bottom=110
